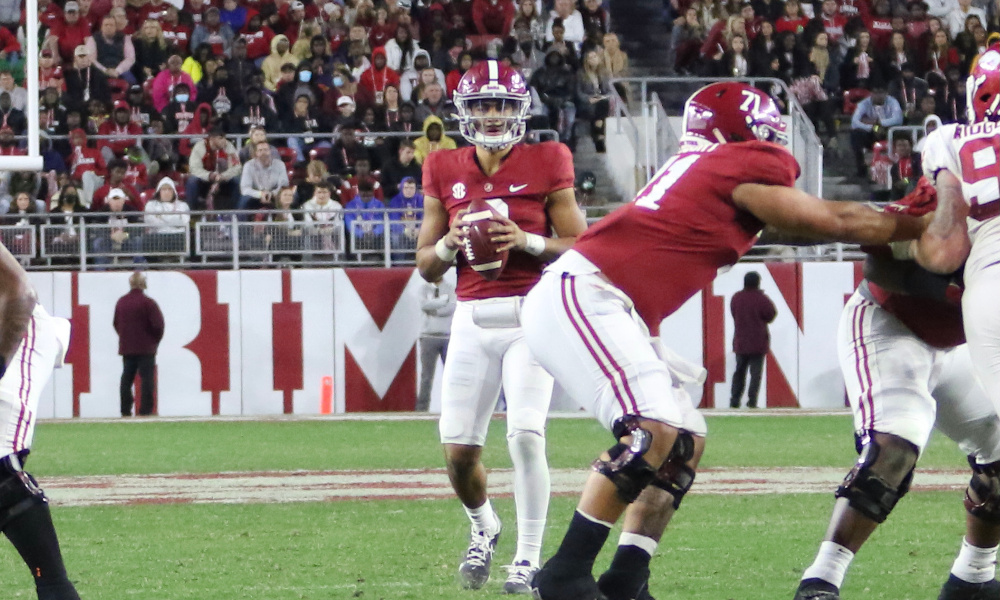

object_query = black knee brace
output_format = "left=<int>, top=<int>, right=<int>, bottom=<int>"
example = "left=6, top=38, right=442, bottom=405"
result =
left=965, top=458, right=1000, bottom=523
left=593, top=418, right=657, bottom=504
left=651, top=431, right=697, bottom=509
left=834, top=438, right=915, bottom=523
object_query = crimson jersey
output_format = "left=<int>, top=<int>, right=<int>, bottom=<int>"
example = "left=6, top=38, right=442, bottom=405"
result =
left=863, top=181, right=965, bottom=348
left=423, top=141, right=575, bottom=301
left=574, top=141, right=799, bottom=335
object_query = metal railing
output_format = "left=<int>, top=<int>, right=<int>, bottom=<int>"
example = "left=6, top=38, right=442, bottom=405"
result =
left=609, top=76, right=823, bottom=197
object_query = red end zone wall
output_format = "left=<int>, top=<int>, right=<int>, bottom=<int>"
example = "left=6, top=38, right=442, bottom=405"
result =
left=29, top=263, right=865, bottom=418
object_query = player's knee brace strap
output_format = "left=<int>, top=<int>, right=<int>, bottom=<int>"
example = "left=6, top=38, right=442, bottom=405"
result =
left=834, top=440, right=914, bottom=524
left=593, top=420, right=656, bottom=504
left=965, top=459, right=1000, bottom=523
left=651, top=431, right=697, bottom=509
left=0, top=470, right=47, bottom=529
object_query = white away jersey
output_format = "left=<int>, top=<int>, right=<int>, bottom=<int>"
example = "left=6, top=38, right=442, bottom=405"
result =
left=922, top=121, right=1000, bottom=223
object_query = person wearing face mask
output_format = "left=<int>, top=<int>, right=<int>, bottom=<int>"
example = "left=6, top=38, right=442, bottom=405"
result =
left=276, top=60, right=320, bottom=115
left=162, top=83, right=197, bottom=134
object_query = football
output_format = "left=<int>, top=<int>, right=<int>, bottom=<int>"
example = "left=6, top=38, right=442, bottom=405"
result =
left=462, top=198, right=508, bottom=281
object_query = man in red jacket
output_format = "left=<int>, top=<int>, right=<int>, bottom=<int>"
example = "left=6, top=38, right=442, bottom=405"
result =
left=729, top=270, right=777, bottom=408
left=359, top=46, right=400, bottom=108
left=472, top=0, right=516, bottom=37
left=113, top=271, right=164, bottom=417
left=98, top=100, right=143, bottom=164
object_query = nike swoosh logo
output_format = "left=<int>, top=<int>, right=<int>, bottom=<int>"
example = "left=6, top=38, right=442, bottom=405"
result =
left=509, top=184, right=528, bottom=193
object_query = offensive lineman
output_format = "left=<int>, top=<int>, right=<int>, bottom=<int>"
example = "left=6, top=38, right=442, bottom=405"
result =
left=795, top=179, right=1000, bottom=600
left=0, top=241, right=77, bottom=600
left=521, top=81, right=927, bottom=600
left=414, top=59, right=587, bottom=593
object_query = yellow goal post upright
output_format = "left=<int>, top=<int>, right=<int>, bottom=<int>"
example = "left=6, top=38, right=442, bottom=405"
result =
left=7, top=0, right=43, bottom=172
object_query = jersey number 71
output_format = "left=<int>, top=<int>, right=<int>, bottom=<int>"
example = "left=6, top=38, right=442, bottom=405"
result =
left=635, top=154, right=701, bottom=211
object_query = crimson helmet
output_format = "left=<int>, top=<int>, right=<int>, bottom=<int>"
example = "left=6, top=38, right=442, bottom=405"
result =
left=968, top=49, right=1000, bottom=123
left=454, top=59, right=531, bottom=150
left=682, top=82, right=787, bottom=145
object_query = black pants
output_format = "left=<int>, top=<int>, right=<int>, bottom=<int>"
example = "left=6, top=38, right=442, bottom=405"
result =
left=730, top=353, right=765, bottom=408
left=121, top=354, right=155, bottom=416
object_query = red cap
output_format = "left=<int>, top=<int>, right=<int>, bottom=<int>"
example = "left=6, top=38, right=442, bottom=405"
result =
left=113, top=99, right=129, bottom=110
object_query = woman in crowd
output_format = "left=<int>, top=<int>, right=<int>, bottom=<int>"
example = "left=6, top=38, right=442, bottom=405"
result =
left=926, top=26, right=958, bottom=86
left=513, top=0, right=546, bottom=50
left=671, top=7, right=707, bottom=74
left=749, top=19, right=778, bottom=75
left=775, top=0, right=810, bottom=35
left=841, top=29, right=878, bottom=90
left=132, top=19, right=168, bottom=84
left=577, top=49, right=611, bottom=153
left=708, top=32, right=750, bottom=77
left=379, top=84, right=403, bottom=130
left=48, top=185, right=85, bottom=259
left=384, top=23, right=419, bottom=72
left=880, top=30, right=916, bottom=81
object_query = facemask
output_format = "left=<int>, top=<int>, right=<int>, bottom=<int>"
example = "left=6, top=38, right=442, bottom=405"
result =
left=333, top=76, right=344, bottom=87
left=299, top=71, right=312, bottom=82
left=175, top=93, right=189, bottom=102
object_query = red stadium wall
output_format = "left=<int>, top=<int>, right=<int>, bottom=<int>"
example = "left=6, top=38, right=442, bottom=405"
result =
left=29, top=263, right=866, bottom=419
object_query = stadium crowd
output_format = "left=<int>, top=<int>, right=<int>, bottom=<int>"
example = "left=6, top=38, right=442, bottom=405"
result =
left=664, top=0, right=990, bottom=197
left=0, top=0, right=628, bottom=264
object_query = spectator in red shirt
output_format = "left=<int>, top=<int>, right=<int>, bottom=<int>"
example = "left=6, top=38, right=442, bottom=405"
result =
left=137, top=0, right=172, bottom=27
left=185, top=0, right=209, bottom=28
left=92, top=159, right=138, bottom=210
left=114, top=271, right=164, bottom=417
left=35, top=0, right=64, bottom=31
left=866, top=0, right=895, bottom=51
left=98, top=100, right=143, bottom=163
left=161, top=5, right=192, bottom=55
left=241, top=13, right=275, bottom=64
left=0, top=24, right=20, bottom=63
left=339, top=155, right=383, bottom=203
left=68, top=128, right=106, bottom=206
left=47, top=1, right=94, bottom=64
left=369, top=6, right=395, bottom=48
left=729, top=271, right=776, bottom=409
left=819, top=0, right=848, bottom=46
left=775, top=0, right=810, bottom=34
left=358, top=46, right=400, bottom=110
left=472, top=0, right=516, bottom=37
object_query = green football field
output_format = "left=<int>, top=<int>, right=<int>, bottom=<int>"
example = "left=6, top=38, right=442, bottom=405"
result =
left=0, top=414, right=977, bottom=599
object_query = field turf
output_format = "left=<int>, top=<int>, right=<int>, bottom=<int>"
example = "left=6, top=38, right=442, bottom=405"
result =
left=0, top=415, right=974, bottom=599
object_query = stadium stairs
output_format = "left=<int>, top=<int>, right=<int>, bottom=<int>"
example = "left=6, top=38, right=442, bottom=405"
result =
left=609, top=0, right=871, bottom=202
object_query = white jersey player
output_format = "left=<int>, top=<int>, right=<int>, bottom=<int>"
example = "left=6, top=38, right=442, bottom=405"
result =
left=911, top=46, right=1000, bottom=600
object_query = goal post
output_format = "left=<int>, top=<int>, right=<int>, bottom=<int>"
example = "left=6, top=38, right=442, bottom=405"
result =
left=11, top=0, right=43, bottom=171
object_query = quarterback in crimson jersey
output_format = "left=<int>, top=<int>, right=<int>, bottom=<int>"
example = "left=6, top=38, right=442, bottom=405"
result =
left=415, top=59, right=587, bottom=594
left=522, top=82, right=926, bottom=600
left=796, top=179, right=1000, bottom=600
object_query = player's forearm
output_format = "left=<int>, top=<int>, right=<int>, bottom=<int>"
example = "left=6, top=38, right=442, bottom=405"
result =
left=416, top=246, right=454, bottom=283
left=825, top=204, right=925, bottom=245
left=914, top=230, right=969, bottom=274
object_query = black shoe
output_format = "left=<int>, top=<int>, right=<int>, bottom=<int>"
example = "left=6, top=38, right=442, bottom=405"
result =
left=793, top=578, right=840, bottom=600
left=597, top=567, right=655, bottom=600
left=531, top=561, right=607, bottom=600
left=938, top=575, right=1000, bottom=599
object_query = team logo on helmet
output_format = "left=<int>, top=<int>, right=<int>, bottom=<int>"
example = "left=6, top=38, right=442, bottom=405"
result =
left=454, top=60, right=531, bottom=150
left=681, top=82, right=788, bottom=146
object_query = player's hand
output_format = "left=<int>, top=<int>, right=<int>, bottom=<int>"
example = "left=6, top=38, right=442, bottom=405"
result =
left=488, top=214, right=527, bottom=253
left=442, top=208, right=469, bottom=251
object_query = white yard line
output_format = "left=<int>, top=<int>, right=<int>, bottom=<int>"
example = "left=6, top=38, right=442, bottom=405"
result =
left=41, top=466, right=966, bottom=507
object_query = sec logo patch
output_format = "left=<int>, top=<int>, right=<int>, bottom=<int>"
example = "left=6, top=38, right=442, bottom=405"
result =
left=452, top=182, right=467, bottom=199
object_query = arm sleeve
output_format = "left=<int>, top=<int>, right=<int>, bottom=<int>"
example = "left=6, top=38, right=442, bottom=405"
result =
left=883, top=98, right=904, bottom=127
left=188, top=143, right=209, bottom=180
left=221, top=147, right=243, bottom=181
left=921, top=127, right=956, bottom=179
left=548, top=142, right=576, bottom=192
left=119, top=36, right=136, bottom=74
left=240, top=165, right=261, bottom=198
left=851, top=100, right=872, bottom=131
left=762, top=296, right=777, bottom=323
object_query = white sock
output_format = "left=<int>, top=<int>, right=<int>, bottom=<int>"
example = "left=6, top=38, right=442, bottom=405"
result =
left=509, top=431, right=550, bottom=566
left=801, top=541, right=855, bottom=589
left=619, top=532, right=658, bottom=557
left=465, top=499, right=499, bottom=534
left=951, top=538, right=999, bottom=584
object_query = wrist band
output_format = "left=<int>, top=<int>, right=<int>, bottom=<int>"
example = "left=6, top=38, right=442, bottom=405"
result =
left=524, top=233, right=546, bottom=256
left=435, top=237, right=459, bottom=262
